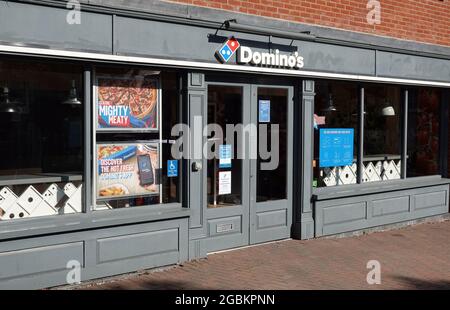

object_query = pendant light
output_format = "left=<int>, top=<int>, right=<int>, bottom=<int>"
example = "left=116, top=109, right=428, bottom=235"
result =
left=0, top=87, right=22, bottom=113
left=322, top=93, right=337, bottom=113
left=62, top=80, right=82, bottom=105
left=381, top=99, right=395, bottom=116
left=381, top=88, right=395, bottom=116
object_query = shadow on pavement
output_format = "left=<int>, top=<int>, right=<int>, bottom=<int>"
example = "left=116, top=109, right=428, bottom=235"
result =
left=394, top=276, right=450, bottom=290
left=79, top=279, right=207, bottom=290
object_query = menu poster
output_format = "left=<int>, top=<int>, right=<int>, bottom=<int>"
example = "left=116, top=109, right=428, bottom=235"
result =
left=97, top=76, right=158, bottom=130
left=319, top=128, right=354, bottom=168
left=97, top=143, right=160, bottom=199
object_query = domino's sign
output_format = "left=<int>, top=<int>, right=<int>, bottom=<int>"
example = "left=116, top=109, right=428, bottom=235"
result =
left=216, top=37, right=304, bottom=70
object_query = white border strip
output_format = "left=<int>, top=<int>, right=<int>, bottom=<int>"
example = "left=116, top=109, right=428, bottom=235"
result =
left=1, top=44, right=449, bottom=87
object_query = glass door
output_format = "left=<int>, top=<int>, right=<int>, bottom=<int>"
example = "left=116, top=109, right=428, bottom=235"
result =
left=203, top=81, right=293, bottom=252
left=250, top=85, right=293, bottom=244
left=204, top=84, right=250, bottom=252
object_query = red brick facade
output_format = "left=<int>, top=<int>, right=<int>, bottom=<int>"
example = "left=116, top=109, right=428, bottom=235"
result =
left=167, top=0, right=450, bottom=47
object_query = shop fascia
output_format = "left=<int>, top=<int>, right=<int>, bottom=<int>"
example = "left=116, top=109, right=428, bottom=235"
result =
left=237, top=46, right=304, bottom=69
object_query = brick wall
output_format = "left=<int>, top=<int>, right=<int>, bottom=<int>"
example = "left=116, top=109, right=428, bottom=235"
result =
left=166, top=0, right=450, bottom=47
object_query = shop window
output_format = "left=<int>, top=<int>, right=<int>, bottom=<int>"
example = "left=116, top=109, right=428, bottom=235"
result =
left=314, top=79, right=447, bottom=189
left=94, top=67, right=181, bottom=211
left=363, top=84, right=402, bottom=182
left=313, top=80, right=359, bottom=187
left=0, top=57, right=84, bottom=220
left=407, top=87, right=442, bottom=177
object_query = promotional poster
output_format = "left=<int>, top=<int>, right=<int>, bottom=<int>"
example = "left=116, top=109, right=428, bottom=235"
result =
left=97, top=76, right=159, bottom=130
left=97, top=143, right=160, bottom=199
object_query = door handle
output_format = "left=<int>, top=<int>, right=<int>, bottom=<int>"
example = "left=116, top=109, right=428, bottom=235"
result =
left=192, top=161, right=203, bottom=172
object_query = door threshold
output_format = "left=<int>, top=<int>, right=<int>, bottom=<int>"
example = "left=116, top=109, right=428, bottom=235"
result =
left=208, top=238, right=292, bottom=255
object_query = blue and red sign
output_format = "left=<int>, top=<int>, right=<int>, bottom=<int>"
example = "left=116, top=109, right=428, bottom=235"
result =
left=217, top=37, right=240, bottom=63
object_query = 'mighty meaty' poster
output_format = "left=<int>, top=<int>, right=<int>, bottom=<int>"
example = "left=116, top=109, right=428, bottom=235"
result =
left=96, top=143, right=160, bottom=199
left=97, top=76, right=158, bottom=130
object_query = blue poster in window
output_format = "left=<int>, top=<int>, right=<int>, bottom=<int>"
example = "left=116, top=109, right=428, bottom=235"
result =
left=219, top=145, right=232, bottom=168
left=319, top=128, right=354, bottom=168
left=259, top=100, right=270, bottom=123
left=167, top=160, right=178, bottom=177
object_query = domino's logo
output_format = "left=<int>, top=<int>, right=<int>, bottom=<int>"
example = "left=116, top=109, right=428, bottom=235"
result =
left=215, top=36, right=305, bottom=69
left=216, top=37, right=240, bottom=63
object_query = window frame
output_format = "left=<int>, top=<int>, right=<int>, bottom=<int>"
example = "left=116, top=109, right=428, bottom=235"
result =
left=0, top=57, right=190, bottom=241
left=313, top=80, right=449, bottom=188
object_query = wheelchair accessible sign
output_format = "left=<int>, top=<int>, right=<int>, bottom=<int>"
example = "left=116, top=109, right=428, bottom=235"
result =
left=167, top=160, right=178, bottom=177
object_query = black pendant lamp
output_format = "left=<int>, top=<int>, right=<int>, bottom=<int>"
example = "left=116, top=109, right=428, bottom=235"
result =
left=0, top=87, right=22, bottom=113
left=62, top=80, right=82, bottom=105
left=322, top=93, right=337, bottom=113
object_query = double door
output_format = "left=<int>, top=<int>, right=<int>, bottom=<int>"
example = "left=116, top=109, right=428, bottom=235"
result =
left=203, top=81, right=293, bottom=252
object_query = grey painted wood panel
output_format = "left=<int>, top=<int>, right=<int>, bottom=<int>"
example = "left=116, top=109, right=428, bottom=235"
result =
left=256, top=209, right=287, bottom=230
left=414, top=191, right=447, bottom=210
left=97, top=229, right=179, bottom=263
left=323, top=202, right=367, bottom=225
left=300, top=41, right=375, bottom=75
left=376, top=51, right=450, bottom=82
left=0, top=242, right=83, bottom=279
left=0, top=218, right=188, bottom=289
left=315, top=185, right=449, bottom=237
left=0, top=1, right=112, bottom=53
left=372, top=196, right=410, bottom=217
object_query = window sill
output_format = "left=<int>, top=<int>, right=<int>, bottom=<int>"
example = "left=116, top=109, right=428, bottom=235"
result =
left=0, top=174, right=83, bottom=186
left=312, top=175, right=450, bottom=201
left=0, top=204, right=191, bottom=241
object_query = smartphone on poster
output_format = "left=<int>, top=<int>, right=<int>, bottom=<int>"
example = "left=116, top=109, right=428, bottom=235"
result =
left=137, top=154, right=154, bottom=186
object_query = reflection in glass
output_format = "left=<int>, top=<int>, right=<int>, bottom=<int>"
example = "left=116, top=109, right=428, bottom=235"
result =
left=363, top=84, right=402, bottom=182
left=0, top=57, right=84, bottom=220
left=256, top=87, right=288, bottom=202
left=407, top=87, right=442, bottom=177
left=207, top=85, right=243, bottom=208
left=313, top=80, right=359, bottom=187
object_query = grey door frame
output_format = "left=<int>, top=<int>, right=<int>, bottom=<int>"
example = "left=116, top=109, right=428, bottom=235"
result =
left=203, top=81, right=294, bottom=252
left=249, top=84, right=294, bottom=244
left=203, top=82, right=251, bottom=252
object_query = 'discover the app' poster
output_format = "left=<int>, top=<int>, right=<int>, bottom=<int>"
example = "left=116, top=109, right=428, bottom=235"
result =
left=97, top=143, right=159, bottom=199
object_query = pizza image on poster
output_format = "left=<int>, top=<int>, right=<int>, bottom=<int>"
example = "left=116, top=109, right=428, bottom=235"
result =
left=97, top=76, right=158, bottom=130
left=96, top=143, right=160, bottom=199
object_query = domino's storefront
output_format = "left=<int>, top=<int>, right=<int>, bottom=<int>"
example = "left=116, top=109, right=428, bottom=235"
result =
left=0, top=1, right=449, bottom=289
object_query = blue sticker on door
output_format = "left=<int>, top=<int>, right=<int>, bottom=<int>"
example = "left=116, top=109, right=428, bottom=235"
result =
left=219, top=145, right=232, bottom=168
left=167, top=160, right=178, bottom=177
left=319, top=128, right=354, bottom=168
left=259, top=100, right=270, bottom=123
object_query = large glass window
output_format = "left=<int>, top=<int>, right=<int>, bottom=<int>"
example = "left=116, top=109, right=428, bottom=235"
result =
left=407, top=87, right=442, bottom=177
left=314, top=79, right=446, bottom=188
left=0, top=57, right=84, bottom=220
left=313, top=80, right=359, bottom=187
left=94, top=66, right=182, bottom=211
left=363, top=84, right=402, bottom=182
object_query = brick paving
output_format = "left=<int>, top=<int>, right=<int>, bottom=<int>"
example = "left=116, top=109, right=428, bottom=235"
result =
left=69, top=219, right=450, bottom=290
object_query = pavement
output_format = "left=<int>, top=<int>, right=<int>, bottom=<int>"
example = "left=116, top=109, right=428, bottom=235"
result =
left=67, top=219, right=450, bottom=290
